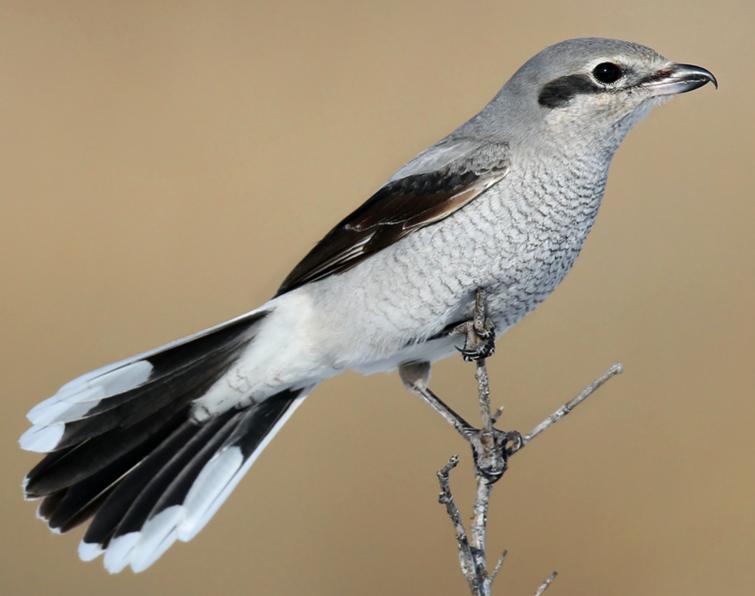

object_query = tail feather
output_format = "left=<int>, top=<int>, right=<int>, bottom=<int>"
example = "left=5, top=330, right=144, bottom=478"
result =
left=37, top=489, right=67, bottom=522
left=50, top=482, right=114, bottom=535
left=20, top=310, right=266, bottom=452
left=96, top=392, right=305, bottom=573
left=176, top=392, right=305, bottom=543
left=81, top=417, right=204, bottom=553
left=25, top=404, right=188, bottom=498
left=96, top=413, right=236, bottom=573
left=122, top=410, right=247, bottom=572
left=24, top=444, right=79, bottom=497
left=20, top=309, right=311, bottom=573
left=110, top=412, right=236, bottom=539
left=44, top=412, right=188, bottom=533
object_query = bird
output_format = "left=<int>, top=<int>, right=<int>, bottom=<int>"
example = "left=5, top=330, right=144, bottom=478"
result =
left=19, top=37, right=716, bottom=573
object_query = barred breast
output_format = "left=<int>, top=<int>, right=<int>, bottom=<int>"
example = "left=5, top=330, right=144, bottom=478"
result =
left=306, top=145, right=610, bottom=368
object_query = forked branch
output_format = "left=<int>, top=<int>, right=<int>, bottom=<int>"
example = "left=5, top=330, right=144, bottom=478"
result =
left=404, top=289, right=623, bottom=595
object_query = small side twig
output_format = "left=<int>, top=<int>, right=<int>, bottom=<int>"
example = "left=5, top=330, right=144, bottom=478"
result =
left=437, top=455, right=476, bottom=590
left=489, top=549, right=508, bottom=583
left=423, top=289, right=624, bottom=595
left=533, top=571, right=558, bottom=596
left=519, top=362, right=624, bottom=449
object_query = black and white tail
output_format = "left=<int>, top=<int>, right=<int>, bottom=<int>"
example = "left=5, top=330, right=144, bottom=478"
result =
left=20, top=310, right=307, bottom=573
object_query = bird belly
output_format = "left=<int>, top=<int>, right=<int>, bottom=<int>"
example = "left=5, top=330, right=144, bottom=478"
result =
left=299, top=177, right=603, bottom=374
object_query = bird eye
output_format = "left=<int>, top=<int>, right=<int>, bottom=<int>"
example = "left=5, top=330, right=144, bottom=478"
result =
left=592, top=62, right=623, bottom=84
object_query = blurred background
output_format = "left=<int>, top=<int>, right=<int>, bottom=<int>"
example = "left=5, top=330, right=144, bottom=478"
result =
left=1, top=1, right=753, bottom=594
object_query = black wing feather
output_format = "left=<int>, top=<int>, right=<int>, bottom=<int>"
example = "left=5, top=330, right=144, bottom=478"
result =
left=276, top=142, right=508, bottom=295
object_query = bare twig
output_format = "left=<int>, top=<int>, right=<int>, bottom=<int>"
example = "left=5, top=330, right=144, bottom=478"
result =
left=411, top=288, right=624, bottom=595
left=470, top=476, right=492, bottom=587
left=533, top=571, right=558, bottom=596
left=489, top=549, right=508, bottom=583
left=520, top=362, right=625, bottom=448
left=437, top=455, right=477, bottom=590
left=476, top=361, right=494, bottom=432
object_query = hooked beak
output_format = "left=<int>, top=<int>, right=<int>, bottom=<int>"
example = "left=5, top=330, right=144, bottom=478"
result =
left=641, top=63, right=718, bottom=96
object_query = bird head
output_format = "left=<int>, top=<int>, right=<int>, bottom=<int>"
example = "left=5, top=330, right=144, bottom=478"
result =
left=474, top=38, right=716, bottom=153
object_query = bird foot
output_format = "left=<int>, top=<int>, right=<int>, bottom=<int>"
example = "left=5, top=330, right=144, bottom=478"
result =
left=454, top=315, right=496, bottom=362
left=467, top=428, right=523, bottom=482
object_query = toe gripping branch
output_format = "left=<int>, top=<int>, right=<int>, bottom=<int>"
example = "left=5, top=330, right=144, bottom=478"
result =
left=455, top=290, right=496, bottom=362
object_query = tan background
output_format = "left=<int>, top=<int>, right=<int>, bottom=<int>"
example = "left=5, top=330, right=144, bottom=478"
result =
left=1, top=1, right=753, bottom=595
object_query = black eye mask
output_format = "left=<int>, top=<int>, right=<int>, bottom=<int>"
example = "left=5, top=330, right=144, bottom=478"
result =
left=538, top=74, right=601, bottom=109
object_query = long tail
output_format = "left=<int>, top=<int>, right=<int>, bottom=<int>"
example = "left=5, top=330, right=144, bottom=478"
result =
left=19, top=309, right=309, bottom=573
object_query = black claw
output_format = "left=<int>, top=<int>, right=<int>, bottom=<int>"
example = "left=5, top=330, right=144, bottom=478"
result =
left=503, top=431, right=524, bottom=456
left=473, top=320, right=495, bottom=340
left=469, top=427, right=510, bottom=482
left=456, top=325, right=496, bottom=362
left=457, top=343, right=495, bottom=362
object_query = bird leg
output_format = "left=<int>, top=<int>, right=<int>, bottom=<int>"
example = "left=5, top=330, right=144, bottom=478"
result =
left=400, top=290, right=520, bottom=481
left=399, top=361, right=476, bottom=439
left=400, top=359, right=519, bottom=480
left=454, top=290, right=496, bottom=362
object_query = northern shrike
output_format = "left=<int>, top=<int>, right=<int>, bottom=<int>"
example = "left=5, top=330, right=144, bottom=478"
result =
left=20, top=37, right=716, bottom=573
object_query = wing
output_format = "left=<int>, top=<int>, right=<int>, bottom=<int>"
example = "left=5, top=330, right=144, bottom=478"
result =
left=276, top=140, right=509, bottom=295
